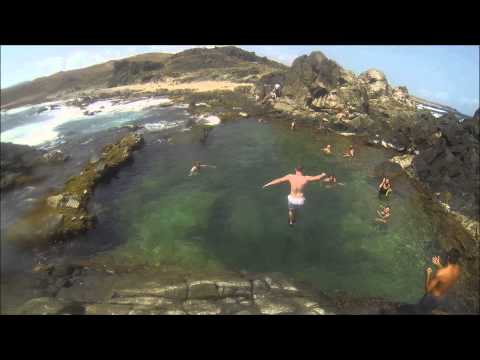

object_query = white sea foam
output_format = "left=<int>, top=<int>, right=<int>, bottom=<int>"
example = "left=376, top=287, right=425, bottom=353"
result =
left=144, top=120, right=184, bottom=132
left=196, top=115, right=221, bottom=126
left=1, top=97, right=175, bottom=146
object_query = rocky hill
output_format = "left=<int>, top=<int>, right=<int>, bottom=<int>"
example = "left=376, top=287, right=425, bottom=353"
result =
left=255, top=51, right=479, bottom=218
left=1, top=47, right=286, bottom=110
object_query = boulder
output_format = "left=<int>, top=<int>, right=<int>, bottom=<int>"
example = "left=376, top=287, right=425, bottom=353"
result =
left=374, top=160, right=404, bottom=179
left=46, top=194, right=64, bottom=208
left=42, top=149, right=69, bottom=163
left=358, top=69, right=391, bottom=98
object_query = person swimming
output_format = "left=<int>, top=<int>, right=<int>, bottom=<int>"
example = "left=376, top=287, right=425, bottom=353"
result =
left=375, top=205, right=391, bottom=224
left=322, top=175, right=345, bottom=188
left=322, top=144, right=332, bottom=155
left=343, top=145, right=354, bottom=158
left=189, top=161, right=216, bottom=176
left=378, top=177, right=392, bottom=199
left=291, top=120, right=296, bottom=131
left=262, top=165, right=327, bottom=226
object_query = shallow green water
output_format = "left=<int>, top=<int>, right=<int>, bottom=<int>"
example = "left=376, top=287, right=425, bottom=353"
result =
left=83, top=119, right=438, bottom=303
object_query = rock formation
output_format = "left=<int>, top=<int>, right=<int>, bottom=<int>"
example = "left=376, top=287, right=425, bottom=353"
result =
left=5, top=131, right=144, bottom=248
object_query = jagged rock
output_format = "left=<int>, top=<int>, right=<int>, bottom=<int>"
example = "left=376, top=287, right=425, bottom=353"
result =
left=17, top=297, right=69, bottom=315
left=359, top=69, right=391, bottom=98
left=42, top=149, right=69, bottom=163
left=390, top=154, right=414, bottom=170
left=374, top=160, right=404, bottom=179
left=46, top=194, right=64, bottom=208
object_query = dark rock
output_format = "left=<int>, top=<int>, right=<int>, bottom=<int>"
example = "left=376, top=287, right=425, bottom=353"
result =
left=374, top=160, right=404, bottom=179
left=42, top=149, right=69, bottom=163
left=188, top=281, right=219, bottom=299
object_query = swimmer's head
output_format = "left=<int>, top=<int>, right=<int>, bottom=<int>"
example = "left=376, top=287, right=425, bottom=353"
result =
left=295, top=165, right=303, bottom=174
left=446, top=248, right=461, bottom=264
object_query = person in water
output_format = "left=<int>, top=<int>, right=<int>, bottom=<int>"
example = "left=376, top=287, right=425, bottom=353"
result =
left=200, top=127, right=210, bottom=144
left=189, top=161, right=216, bottom=176
left=322, top=144, right=332, bottom=155
left=262, top=165, right=327, bottom=225
left=375, top=205, right=391, bottom=224
left=378, top=177, right=392, bottom=199
left=322, top=175, right=345, bottom=188
left=343, top=145, right=354, bottom=158
left=418, top=249, right=461, bottom=314
left=291, top=120, right=296, bottom=131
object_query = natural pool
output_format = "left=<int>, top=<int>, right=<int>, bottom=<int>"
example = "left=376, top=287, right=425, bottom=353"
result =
left=54, top=117, right=441, bottom=304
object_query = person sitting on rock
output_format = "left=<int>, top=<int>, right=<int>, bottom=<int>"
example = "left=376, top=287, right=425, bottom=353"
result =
left=343, top=145, right=354, bottom=158
left=418, top=249, right=461, bottom=314
left=375, top=205, right=391, bottom=224
left=378, top=177, right=392, bottom=199
left=189, top=161, right=216, bottom=176
left=322, top=144, right=332, bottom=154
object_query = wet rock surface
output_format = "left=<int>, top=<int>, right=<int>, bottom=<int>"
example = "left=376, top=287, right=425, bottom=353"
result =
left=5, top=131, right=145, bottom=248
left=10, top=265, right=340, bottom=315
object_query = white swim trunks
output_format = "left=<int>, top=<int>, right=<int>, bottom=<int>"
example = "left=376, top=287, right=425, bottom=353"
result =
left=288, top=195, right=305, bottom=210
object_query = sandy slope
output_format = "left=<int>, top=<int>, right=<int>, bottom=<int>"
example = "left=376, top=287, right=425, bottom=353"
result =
left=98, top=79, right=253, bottom=95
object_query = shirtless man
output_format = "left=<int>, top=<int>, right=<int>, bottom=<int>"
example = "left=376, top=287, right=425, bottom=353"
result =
left=375, top=205, right=391, bottom=224
left=419, top=249, right=461, bottom=314
left=189, top=161, right=216, bottom=176
left=322, top=144, right=332, bottom=155
left=378, top=177, right=392, bottom=199
left=343, top=145, right=354, bottom=158
left=262, top=165, right=327, bottom=225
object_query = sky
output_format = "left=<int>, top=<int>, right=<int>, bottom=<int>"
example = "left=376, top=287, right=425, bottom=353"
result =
left=1, top=45, right=479, bottom=115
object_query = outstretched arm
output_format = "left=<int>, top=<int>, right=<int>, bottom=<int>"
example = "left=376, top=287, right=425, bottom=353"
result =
left=306, top=173, right=327, bottom=182
left=263, top=175, right=290, bottom=188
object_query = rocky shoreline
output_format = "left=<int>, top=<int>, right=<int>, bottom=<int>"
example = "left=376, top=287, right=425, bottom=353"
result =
left=4, top=131, right=144, bottom=249
left=2, top=47, right=478, bottom=314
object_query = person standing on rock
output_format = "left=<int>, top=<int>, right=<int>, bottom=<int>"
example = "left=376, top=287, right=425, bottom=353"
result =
left=291, top=120, right=296, bottom=131
left=418, top=249, right=461, bottom=314
left=262, top=165, right=327, bottom=225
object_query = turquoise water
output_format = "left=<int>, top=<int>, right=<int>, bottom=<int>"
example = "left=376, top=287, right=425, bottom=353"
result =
left=81, top=119, right=436, bottom=303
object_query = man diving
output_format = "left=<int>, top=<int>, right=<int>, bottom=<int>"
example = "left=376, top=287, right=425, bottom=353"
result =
left=262, top=165, right=327, bottom=225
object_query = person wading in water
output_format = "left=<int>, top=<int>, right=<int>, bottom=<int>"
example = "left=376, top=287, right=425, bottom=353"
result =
left=378, top=177, right=392, bottom=199
left=418, top=249, right=461, bottom=314
left=262, top=165, right=327, bottom=226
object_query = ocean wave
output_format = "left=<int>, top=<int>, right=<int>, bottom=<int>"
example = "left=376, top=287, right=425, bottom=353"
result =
left=0, top=97, right=176, bottom=147
left=195, top=115, right=221, bottom=126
